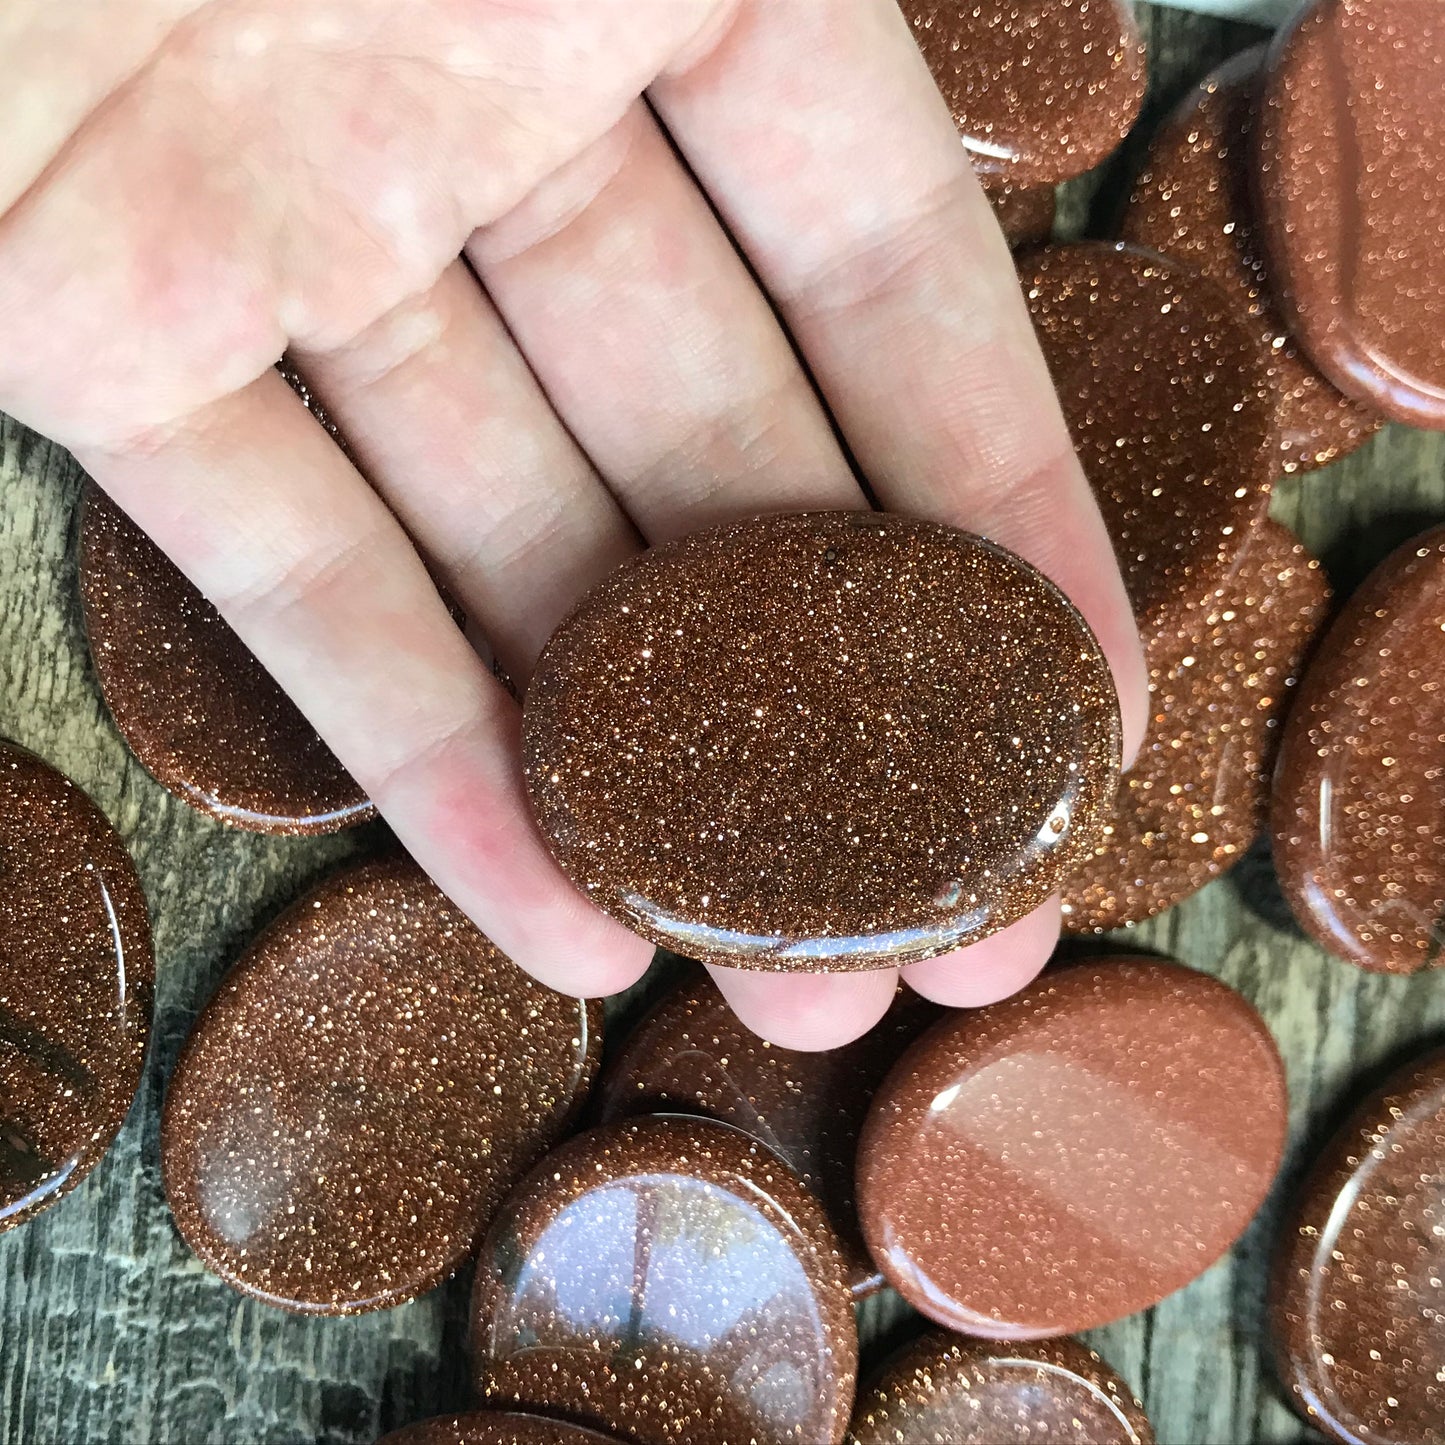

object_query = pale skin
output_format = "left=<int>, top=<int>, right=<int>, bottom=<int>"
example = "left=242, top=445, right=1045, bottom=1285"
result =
left=0, top=0, right=1147, bottom=1049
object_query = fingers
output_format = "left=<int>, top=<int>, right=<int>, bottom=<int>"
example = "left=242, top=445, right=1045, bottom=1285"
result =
left=706, top=964, right=899, bottom=1052
left=291, top=262, right=638, bottom=681
left=467, top=103, right=863, bottom=541
left=650, top=0, right=1147, bottom=760
left=76, top=369, right=653, bottom=998
left=902, top=898, right=1060, bottom=1007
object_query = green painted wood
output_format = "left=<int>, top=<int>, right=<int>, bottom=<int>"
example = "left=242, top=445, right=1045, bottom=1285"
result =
left=3, top=7, right=1443, bottom=1442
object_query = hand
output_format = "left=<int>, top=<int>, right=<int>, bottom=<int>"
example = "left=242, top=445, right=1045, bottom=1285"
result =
left=0, top=0, right=1145, bottom=1048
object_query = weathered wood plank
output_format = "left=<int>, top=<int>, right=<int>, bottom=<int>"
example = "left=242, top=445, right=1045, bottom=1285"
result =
left=3, top=6, right=1444, bottom=1443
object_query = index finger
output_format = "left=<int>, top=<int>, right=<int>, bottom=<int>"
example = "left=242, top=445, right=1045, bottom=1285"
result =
left=650, top=0, right=1147, bottom=759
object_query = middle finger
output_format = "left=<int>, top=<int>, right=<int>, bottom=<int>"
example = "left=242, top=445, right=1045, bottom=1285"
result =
left=466, top=102, right=864, bottom=539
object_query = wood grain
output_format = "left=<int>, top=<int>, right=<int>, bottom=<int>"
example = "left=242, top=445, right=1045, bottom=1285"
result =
left=2, top=6, right=1443, bottom=1443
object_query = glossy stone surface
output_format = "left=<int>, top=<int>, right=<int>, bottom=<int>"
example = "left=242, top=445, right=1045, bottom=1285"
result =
left=848, top=1332, right=1154, bottom=1445
left=856, top=958, right=1287, bottom=1338
left=79, top=484, right=370, bottom=836
left=1256, top=0, right=1445, bottom=429
left=1022, top=244, right=1275, bottom=630
left=905, top=0, right=1146, bottom=187
left=1122, top=47, right=1382, bottom=475
left=1270, top=1047, right=1445, bottom=1444
left=1062, top=520, right=1331, bottom=933
left=380, top=1414, right=624, bottom=1445
left=161, top=856, right=601, bottom=1314
left=1272, top=527, right=1445, bottom=973
left=984, top=179, right=1056, bottom=249
left=471, top=1115, right=857, bottom=1445
left=524, top=512, right=1121, bottom=972
left=597, top=974, right=938, bottom=1298
left=0, top=741, right=153, bottom=1232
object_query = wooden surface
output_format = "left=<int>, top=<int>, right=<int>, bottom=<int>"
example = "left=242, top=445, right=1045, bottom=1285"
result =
left=2, top=7, right=1444, bottom=1443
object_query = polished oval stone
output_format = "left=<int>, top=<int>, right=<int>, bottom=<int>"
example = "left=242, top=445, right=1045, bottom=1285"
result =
left=596, top=974, right=939, bottom=1298
left=161, top=856, right=601, bottom=1314
left=79, top=484, right=371, bottom=836
left=0, top=741, right=153, bottom=1232
left=984, top=179, right=1056, bottom=249
left=1256, top=0, right=1445, bottom=429
left=471, top=1115, right=857, bottom=1445
left=904, top=0, right=1146, bottom=187
left=856, top=957, right=1286, bottom=1338
left=1272, top=527, right=1445, bottom=973
left=848, top=1331, right=1153, bottom=1445
left=1270, top=1047, right=1445, bottom=1444
left=1122, top=48, right=1382, bottom=475
left=1022, top=244, right=1275, bottom=630
left=524, top=512, right=1121, bottom=972
left=1062, top=520, right=1331, bottom=933
left=380, top=1414, right=624, bottom=1445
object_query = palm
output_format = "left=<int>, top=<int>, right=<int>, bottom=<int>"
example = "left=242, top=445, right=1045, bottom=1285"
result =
left=0, top=0, right=1144, bottom=1045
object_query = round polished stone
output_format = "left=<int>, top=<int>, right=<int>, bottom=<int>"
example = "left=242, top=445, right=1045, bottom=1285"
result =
left=79, top=484, right=371, bottom=836
left=0, top=741, right=153, bottom=1232
left=380, top=1414, right=624, bottom=1445
left=524, top=512, right=1121, bottom=972
left=1256, top=0, right=1445, bottom=429
left=1122, top=47, right=1382, bottom=475
left=1272, top=526, right=1445, bottom=973
left=848, top=1331, right=1154, bottom=1445
left=596, top=974, right=939, bottom=1298
left=471, top=1115, right=858, bottom=1445
left=161, top=856, right=601, bottom=1314
left=856, top=958, right=1287, bottom=1338
left=1062, top=520, right=1331, bottom=933
left=984, top=179, right=1056, bottom=249
left=1270, top=1047, right=1445, bottom=1444
left=904, top=0, right=1146, bottom=187
left=1022, top=243, right=1274, bottom=629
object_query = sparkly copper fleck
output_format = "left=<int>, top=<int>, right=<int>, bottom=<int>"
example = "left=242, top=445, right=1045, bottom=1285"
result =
left=380, top=1414, right=624, bottom=1445
left=1122, top=47, right=1383, bottom=474
left=984, top=178, right=1056, bottom=249
left=1062, top=519, right=1331, bottom=933
left=472, top=1115, right=857, bottom=1445
left=856, top=957, right=1287, bottom=1338
left=523, top=512, right=1121, bottom=972
left=1023, top=243, right=1275, bottom=629
left=161, top=856, right=601, bottom=1315
left=1256, top=0, right=1445, bottom=429
left=905, top=0, right=1146, bottom=187
left=848, top=1331, right=1154, bottom=1445
left=596, top=973, right=939, bottom=1298
left=1271, top=526, right=1445, bottom=973
left=1270, top=1047, right=1445, bottom=1444
left=0, top=741, right=153, bottom=1232
left=79, top=482, right=371, bottom=836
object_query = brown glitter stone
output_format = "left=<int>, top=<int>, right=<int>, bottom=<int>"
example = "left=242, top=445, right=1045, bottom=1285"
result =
left=1122, top=47, right=1383, bottom=475
left=523, top=513, right=1120, bottom=972
left=596, top=973, right=939, bottom=1299
left=1062, top=520, right=1331, bottom=933
left=1270, top=1047, right=1445, bottom=1444
left=471, top=1115, right=857, bottom=1445
left=1022, top=243, right=1275, bottom=630
left=380, top=1414, right=624, bottom=1445
left=1256, top=0, right=1445, bottom=429
left=905, top=0, right=1146, bottom=187
left=0, top=741, right=153, bottom=1232
left=984, top=179, right=1056, bottom=249
left=1271, top=526, right=1445, bottom=974
left=78, top=483, right=371, bottom=836
left=848, top=1331, right=1154, bottom=1445
left=856, top=957, right=1286, bottom=1338
left=161, top=856, right=601, bottom=1315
